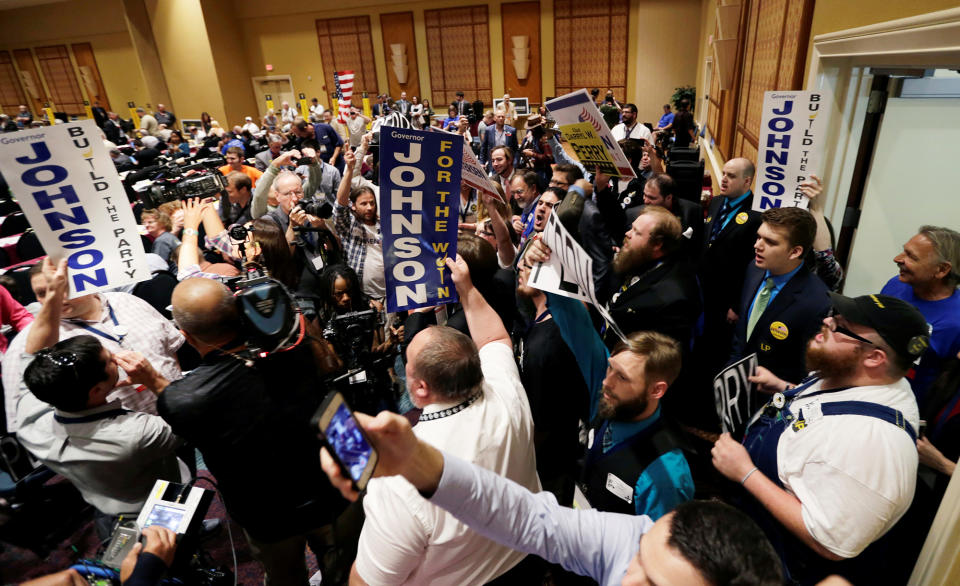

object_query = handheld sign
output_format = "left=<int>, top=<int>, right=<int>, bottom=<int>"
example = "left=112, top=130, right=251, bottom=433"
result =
left=753, top=90, right=831, bottom=212
left=546, top=89, right=636, bottom=179
left=429, top=128, right=503, bottom=203
left=713, top=353, right=758, bottom=440
left=0, top=119, right=149, bottom=297
left=528, top=210, right=626, bottom=342
left=379, top=127, right=462, bottom=312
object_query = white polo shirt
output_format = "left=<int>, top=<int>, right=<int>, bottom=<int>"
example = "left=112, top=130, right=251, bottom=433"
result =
left=355, top=342, right=539, bottom=585
left=775, top=378, right=919, bottom=558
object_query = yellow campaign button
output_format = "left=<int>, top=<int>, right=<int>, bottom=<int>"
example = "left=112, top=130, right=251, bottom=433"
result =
left=735, top=211, right=749, bottom=225
left=770, top=321, right=789, bottom=340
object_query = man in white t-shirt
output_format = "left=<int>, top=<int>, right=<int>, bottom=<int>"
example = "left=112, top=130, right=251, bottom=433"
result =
left=712, top=293, right=930, bottom=584
left=352, top=255, right=539, bottom=585
left=611, top=103, right=652, bottom=144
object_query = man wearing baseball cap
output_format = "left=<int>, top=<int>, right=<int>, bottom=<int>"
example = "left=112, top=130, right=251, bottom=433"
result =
left=712, top=293, right=929, bottom=584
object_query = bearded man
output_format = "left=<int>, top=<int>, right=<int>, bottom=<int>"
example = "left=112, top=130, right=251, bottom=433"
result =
left=713, top=293, right=928, bottom=584
left=604, top=206, right=702, bottom=352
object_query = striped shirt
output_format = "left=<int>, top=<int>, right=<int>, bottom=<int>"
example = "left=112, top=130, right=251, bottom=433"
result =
left=3, top=292, right=185, bottom=432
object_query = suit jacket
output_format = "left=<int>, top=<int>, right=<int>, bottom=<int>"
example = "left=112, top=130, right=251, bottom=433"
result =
left=604, top=255, right=702, bottom=351
left=480, top=124, right=519, bottom=167
left=698, top=192, right=762, bottom=318
left=372, top=103, right=389, bottom=117
left=254, top=150, right=275, bottom=171
left=394, top=99, right=411, bottom=116
left=729, top=263, right=831, bottom=384
left=579, top=198, right=616, bottom=306
left=673, top=198, right=704, bottom=257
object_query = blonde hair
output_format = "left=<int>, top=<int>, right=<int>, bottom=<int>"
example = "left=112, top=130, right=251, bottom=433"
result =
left=141, top=209, right=173, bottom=232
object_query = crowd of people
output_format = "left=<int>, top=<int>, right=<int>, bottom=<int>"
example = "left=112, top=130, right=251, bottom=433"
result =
left=1, top=86, right=958, bottom=586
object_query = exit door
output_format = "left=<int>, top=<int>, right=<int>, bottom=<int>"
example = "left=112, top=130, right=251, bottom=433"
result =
left=252, top=77, right=295, bottom=118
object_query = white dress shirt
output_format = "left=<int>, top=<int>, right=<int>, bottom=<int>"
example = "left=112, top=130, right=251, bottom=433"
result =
left=355, top=342, right=539, bottom=585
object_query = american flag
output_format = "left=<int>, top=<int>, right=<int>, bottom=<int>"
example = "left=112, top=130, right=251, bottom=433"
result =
left=334, top=70, right=354, bottom=124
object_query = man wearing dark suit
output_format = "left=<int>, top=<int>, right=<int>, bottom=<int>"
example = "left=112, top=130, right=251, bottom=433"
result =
left=632, top=174, right=703, bottom=259
left=371, top=94, right=390, bottom=117
left=605, top=205, right=702, bottom=352
left=451, top=91, right=470, bottom=117
left=91, top=100, right=108, bottom=129
left=729, top=207, right=831, bottom=385
left=696, top=158, right=763, bottom=377
left=555, top=166, right=617, bottom=306
left=480, top=110, right=518, bottom=169
left=394, top=91, right=411, bottom=116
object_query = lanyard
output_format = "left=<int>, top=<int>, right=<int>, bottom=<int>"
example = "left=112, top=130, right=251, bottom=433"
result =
left=78, top=303, right=128, bottom=345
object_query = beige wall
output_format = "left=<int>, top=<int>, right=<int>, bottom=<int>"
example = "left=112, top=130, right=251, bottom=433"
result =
left=629, top=0, right=702, bottom=124
left=0, top=0, right=150, bottom=113
left=804, top=0, right=960, bottom=76
left=0, top=0, right=704, bottom=126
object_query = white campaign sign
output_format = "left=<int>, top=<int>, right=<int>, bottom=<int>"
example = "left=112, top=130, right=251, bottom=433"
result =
left=752, top=90, right=831, bottom=212
left=546, top=89, right=637, bottom=179
left=528, top=211, right=626, bottom=342
left=429, top=128, right=502, bottom=203
left=0, top=120, right=149, bottom=297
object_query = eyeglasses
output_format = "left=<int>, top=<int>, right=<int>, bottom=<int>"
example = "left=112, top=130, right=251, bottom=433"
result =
left=37, top=349, right=80, bottom=379
left=825, top=312, right=875, bottom=346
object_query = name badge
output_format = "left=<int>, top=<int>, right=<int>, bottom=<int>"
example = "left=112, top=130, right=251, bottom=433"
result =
left=606, top=473, right=633, bottom=504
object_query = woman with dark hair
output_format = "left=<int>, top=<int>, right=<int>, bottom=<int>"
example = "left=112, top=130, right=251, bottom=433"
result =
left=200, top=112, right=212, bottom=133
left=319, top=264, right=368, bottom=317
left=165, top=130, right=190, bottom=156
left=249, top=218, right=298, bottom=290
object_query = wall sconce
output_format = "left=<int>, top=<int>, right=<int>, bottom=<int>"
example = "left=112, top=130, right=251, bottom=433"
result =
left=20, top=70, right=38, bottom=100
left=79, top=65, right=99, bottom=100
left=390, top=43, right=408, bottom=85
left=511, top=36, right=529, bottom=80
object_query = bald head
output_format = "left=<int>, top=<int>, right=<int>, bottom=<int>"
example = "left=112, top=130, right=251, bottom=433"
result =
left=719, top=157, right=756, bottom=198
left=171, top=278, right=239, bottom=345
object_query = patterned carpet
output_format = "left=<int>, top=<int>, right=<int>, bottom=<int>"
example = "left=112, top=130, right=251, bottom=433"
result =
left=0, top=469, right=322, bottom=585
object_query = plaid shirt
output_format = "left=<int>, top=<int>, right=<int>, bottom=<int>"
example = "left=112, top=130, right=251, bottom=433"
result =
left=3, top=292, right=184, bottom=432
left=334, top=200, right=380, bottom=279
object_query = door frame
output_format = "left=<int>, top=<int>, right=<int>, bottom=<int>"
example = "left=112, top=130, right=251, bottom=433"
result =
left=250, top=75, right=295, bottom=116
left=805, top=8, right=960, bottom=223
left=803, top=8, right=960, bottom=583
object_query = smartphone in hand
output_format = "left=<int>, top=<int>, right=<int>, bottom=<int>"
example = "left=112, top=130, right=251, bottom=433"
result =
left=313, top=392, right=378, bottom=491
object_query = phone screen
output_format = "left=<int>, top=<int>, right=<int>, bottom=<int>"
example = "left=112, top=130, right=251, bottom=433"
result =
left=325, top=403, right=374, bottom=483
left=143, top=503, right=185, bottom=532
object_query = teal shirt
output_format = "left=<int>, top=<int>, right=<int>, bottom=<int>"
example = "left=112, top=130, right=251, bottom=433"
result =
left=546, top=292, right=695, bottom=518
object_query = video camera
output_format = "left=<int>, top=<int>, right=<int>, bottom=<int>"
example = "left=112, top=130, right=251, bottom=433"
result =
left=221, top=264, right=303, bottom=361
left=77, top=479, right=232, bottom=585
left=322, top=310, right=397, bottom=415
left=133, top=155, right=228, bottom=208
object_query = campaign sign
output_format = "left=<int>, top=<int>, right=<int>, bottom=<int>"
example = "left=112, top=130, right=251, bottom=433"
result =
left=429, top=128, right=503, bottom=203
left=379, top=127, right=462, bottom=312
left=713, top=353, right=758, bottom=439
left=563, top=122, right=618, bottom=177
left=546, top=89, right=636, bottom=179
left=0, top=120, right=149, bottom=298
left=753, top=90, right=831, bottom=212
left=528, top=210, right=626, bottom=341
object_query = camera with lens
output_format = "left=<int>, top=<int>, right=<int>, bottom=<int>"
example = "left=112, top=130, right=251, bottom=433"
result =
left=297, top=198, right=333, bottom=220
left=220, top=264, right=302, bottom=360
left=322, top=310, right=396, bottom=415
left=133, top=156, right=228, bottom=208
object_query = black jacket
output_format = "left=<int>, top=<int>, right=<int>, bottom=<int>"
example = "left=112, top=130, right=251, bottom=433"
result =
left=605, top=255, right=701, bottom=351
left=698, top=192, right=763, bottom=317
left=729, top=263, right=831, bottom=384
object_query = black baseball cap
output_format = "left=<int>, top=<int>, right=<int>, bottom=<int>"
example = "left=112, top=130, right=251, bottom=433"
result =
left=829, top=293, right=930, bottom=361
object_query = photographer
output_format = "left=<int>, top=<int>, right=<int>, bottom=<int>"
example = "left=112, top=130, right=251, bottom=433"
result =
left=319, top=264, right=401, bottom=355
left=250, top=148, right=326, bottom=221
left=157, top=278, right=355, bottom=585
